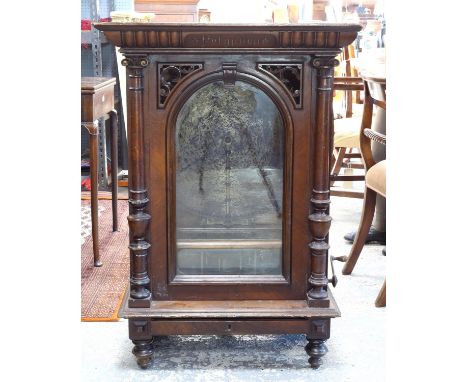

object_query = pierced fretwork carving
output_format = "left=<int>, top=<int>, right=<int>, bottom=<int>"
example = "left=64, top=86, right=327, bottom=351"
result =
left=258, top=64, right=303, bottom=108
left=158, top=63, right=203, bottom=108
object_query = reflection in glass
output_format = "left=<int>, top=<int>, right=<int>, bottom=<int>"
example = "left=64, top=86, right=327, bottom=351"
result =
left=175, top=81, right=284, bottom=275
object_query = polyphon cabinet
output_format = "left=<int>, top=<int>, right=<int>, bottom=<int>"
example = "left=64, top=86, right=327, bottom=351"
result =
left=95, top=22, right=361, bottom=369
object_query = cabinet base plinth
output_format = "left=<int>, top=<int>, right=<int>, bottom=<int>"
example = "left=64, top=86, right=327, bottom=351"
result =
left=121, top=290, right=339, bottom=369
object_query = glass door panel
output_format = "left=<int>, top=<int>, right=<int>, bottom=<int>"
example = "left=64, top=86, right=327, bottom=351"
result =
left=175, top=81, right=284, bottom=276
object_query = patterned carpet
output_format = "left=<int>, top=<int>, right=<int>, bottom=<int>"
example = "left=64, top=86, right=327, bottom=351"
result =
left=81, top=203, right=105, bottom=245
left=81, top=199, right=129, bottom=321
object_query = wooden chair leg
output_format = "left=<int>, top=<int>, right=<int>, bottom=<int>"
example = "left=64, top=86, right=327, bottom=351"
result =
left=331, top=147, right=346, bottom=186
left=330, top=150, right=337, bottom=171
left=89, top=123, right=102, bottom=267
left=342, top=186, right=377, bottom=275
left=375, top=279, right=386, bottom=307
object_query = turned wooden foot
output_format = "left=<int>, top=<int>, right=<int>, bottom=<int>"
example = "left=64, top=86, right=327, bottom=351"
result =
left=305, top=338, right=328, bottom=369
left=132, top=339, right=154, bottom=369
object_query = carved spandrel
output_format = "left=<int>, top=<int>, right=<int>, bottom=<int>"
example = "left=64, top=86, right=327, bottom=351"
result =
left=258, top=64, right=303, bottom=108
left=158, top=63, right=203, bottom=108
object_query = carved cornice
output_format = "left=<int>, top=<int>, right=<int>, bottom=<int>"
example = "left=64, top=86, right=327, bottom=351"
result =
left=94, top=23, right=361, bottom=51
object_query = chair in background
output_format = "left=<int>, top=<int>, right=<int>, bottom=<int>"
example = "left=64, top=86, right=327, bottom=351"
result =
left=337, top=43, right=362, bottom=118
left=341, top=73, right=387, bottom=307
left=330, top=73, right=366, bottom=199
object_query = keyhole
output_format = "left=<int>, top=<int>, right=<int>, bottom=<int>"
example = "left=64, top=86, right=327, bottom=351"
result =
left=227, top=324, right=232, bottom=331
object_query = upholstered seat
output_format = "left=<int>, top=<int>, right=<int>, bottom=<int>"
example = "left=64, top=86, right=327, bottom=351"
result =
left=365, top=160, right=386, bottom=197
left=331, top=64, right=366, bottom=199
left=334, top=118, right=361, bottom=148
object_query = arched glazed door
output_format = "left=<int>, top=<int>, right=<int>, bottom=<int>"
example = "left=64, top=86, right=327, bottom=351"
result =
left=174, top=80, right=285, bottom=277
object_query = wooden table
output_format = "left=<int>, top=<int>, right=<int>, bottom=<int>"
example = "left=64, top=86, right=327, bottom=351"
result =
left=81, top=77, right=119, bottom=267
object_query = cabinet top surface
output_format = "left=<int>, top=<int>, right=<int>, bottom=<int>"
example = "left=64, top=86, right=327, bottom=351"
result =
left=95, top=22, right=361, bottom=29
left=94, top=22, right=361, bottom=51
left=81, top=77, right=116, bottom=93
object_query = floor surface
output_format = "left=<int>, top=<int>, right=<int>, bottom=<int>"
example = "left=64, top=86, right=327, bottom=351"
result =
left=81, top=196, right=385, bottom=381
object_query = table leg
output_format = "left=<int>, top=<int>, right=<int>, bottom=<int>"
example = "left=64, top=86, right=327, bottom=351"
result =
left=89, top=120, right=102, bottom=267
left=110, top=109, right=119, bottom=232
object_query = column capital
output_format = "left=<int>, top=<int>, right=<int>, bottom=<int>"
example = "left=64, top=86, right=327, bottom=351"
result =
left=311, top=56, right=340, bottom=69
left=121, top=54, right=150, bottom=69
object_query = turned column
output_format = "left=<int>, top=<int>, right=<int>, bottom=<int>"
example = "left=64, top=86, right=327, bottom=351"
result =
left=307, top=56, right=339, bottom=308
left=122, top=54, right=152, bottom=308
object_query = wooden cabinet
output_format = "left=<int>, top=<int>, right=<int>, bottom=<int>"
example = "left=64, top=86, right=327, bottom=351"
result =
left=95, top=22, right=360, bottom=369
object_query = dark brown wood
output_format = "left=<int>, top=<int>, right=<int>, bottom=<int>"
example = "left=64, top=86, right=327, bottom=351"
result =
left=81, top=77, right=118, bottom=266
left=81, top=77, right=116, bottom=121
left=331, top=147, right=347, bottom=185
left=330, top=174, right=365, bottom=182
left=119, top=287, right=341, bottom=318
left=88, top=124, right=101, bottom=267
left=96, top=22, right=361, bottom=52
left=341, top=186, right=377, bottom=275
left=122, top=55, right=153, bottom=308
left=344, top=152, right=363, bottom=159
left=95, top=22, right=360, bottom=369
left=305, top=338, right=328, bottom=369
left=132, top=339, right=154, bottom=369
left=307, top=56, right=339, bottom=308
left=150, top=319, right=314, bottom=335
left=163, top=64, right=295, bottom=300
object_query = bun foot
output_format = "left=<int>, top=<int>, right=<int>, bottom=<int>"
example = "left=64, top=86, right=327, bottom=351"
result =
left=132, top=339, right=154, bottom=369
left=305, top=338, right=328, bottom=369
